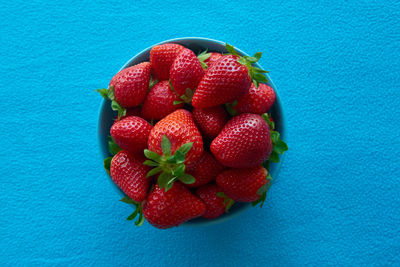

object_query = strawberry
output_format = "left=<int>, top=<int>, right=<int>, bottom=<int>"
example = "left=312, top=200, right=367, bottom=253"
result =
left=192, top=45, right=268, bottom=108
left=142, top=182, right=206, bottom=229
left=204, top=52, right=223, bottom=69
left=235, top=83, right=276, bottom=114
left=186, top=152, right=225, bottom=188
left=144, top=110, right=204, bottom=190
left=196, top=184, right=234, bottom=219
left=110, top=150, right=151, bottom=202
left=150, top=43, right=185, bottom=80
left=216, top=166, right=269, bottom=202
left=110, top=116, right=152, bottom=154
left=141, top=80, right=184, bottom=120
left=192, top=106, right=229, bottom=140
left=109, top=62, right=151, bottom=108
left=147, top=109, right=203, bottom=167
left=170, top=48, right=204, bottom=99
left=211, top=113, right=272, bottom=168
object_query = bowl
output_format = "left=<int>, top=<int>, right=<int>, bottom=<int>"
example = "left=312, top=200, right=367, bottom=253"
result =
left=97, top=37, right=286, bottom=226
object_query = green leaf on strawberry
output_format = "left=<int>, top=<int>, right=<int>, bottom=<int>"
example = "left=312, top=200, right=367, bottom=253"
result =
left=95, top=88, right=109, bottom=99
left=146, top=166, right=162, bottom=177
left=225, top=100, right=238, bottom=117
left=216, top=192, right=235, bottom=212
left=107, top=136, right=122, bottom=155
left=104, top=157, right=112, bottom=174
left=252, top=172, right=272, bottom=208
left=149, top=76, right=158, bottom=90
left=179, top=173, right=195, bottom=184
left=161, top=135, right=172, bottom=155
left=169, top=80, right=195, bottom=104
left=120, top=196, right=145, bottom=226
left=197, top=50, right=211, bottom=70
left=262, top=113, right=275, bottom=130
left=96, top=86, right=126, bottom=120
left=252, top=113, right=289, bottom=207
left=225, top=44, right=269, bottom=88
left=144, top=135, right=196, bottom=191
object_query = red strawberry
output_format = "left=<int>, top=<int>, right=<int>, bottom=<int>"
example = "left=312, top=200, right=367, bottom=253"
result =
left=192, top=44, right=268, bottom=108
left=235, top=83, right=276, bottom=114
left=204, top=52, right=223, bottom=69
left=186, top=152, right=225, bottom=188
left=216, top=166, right=268, bottom=202
left=142, top=182, right=206, bottom=229
left=192, top=55, right=251, bottom=108
left=150, top=43, right=185, bottom=80
left=110, top=116, right=152, bottom=154
left=148, top=109, right=203, bottom=167
left=110, top=150, right=151, bottom=202
left=141, top=80, right=184, bottom=120
left=109, top=62, right=151, bottom=108
left=170, top=48, right=204, bottom=97
left=211, top=113, right=272, bottom=168
left=192, top=106, right=229, bottom=140
left=196, top=184, right=233, bottom=219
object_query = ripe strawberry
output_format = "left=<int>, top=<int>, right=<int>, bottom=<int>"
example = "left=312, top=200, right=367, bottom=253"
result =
left=186, top=152, right=225, bottom=188
left=141, top=80, right=184, bottom=120
left=192, top=44, right=268, bottom=108
left=196, top=184, right=233, bottom=219
left=170, top=48, right=204, bottom=98
left=150, top=43, right=185, bottom=80
left=235, top=83, right=276, bottom=114
left=110, top=116, right=152, bottom=154
left=204, top=52, right=223, bottom=69
left=142, top=182, right=206, bottom=229
left=216, top=166, right=269, bottom=202
left=110, top=150, right=151, bottom=202
left=148, top=109, right=203, bottom=167
left=192, top=55, right=250, bottom=108
left=211, top=113, right=272, bottom=168
left=109, top=62, right=151, bottom=108
left=192, top=106, right=229, bottom=140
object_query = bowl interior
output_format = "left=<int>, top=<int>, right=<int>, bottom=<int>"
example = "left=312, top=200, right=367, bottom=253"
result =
left=98, top=37, right=286, bottom=226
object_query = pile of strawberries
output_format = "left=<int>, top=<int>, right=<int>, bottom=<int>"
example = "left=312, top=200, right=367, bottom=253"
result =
left=97, top=43, right=288, bottom=229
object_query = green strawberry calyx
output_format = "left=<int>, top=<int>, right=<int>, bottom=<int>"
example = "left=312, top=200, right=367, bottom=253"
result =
left=120, top=196, right=145, bottom=226
left=103, top=136, right=122, bottom=174
left=225, top=44, right=269, bottom=88
left=216, top=192, right=235, bottom=212
left=149, top=76, right=158, bottom=90
left=96, top=86, right=126, bottom=120
left=252, top=172, right=273, bottom=208
left=253, top=113, right=289, bottom=207
left=197, top=50, right=212, bottom=70
left=143, top=135, right=196, bottom=192
left=169, top=80, right=194, bottom=105
left=225, top=100, right=238, bottom=117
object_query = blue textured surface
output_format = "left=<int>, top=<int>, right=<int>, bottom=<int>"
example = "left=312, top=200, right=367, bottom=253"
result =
left=1, top=1, right=399, bottom=266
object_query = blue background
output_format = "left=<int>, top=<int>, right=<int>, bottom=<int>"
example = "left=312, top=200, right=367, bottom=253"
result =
left=1, top=1, right=399, bottom=266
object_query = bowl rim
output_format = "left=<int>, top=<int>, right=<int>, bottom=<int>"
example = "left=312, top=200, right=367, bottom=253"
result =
left=97, top=37, right=287, bottom=227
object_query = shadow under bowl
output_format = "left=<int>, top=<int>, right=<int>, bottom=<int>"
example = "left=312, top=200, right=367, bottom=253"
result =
left=97, top=37, right=287, bottom=227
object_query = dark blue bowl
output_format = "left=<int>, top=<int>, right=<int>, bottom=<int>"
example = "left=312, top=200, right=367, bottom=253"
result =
left=97, top=37, right=287, bottom=226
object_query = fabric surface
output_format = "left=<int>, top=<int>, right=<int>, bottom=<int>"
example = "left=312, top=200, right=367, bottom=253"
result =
left=1, top=1, right=399, bottom=266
